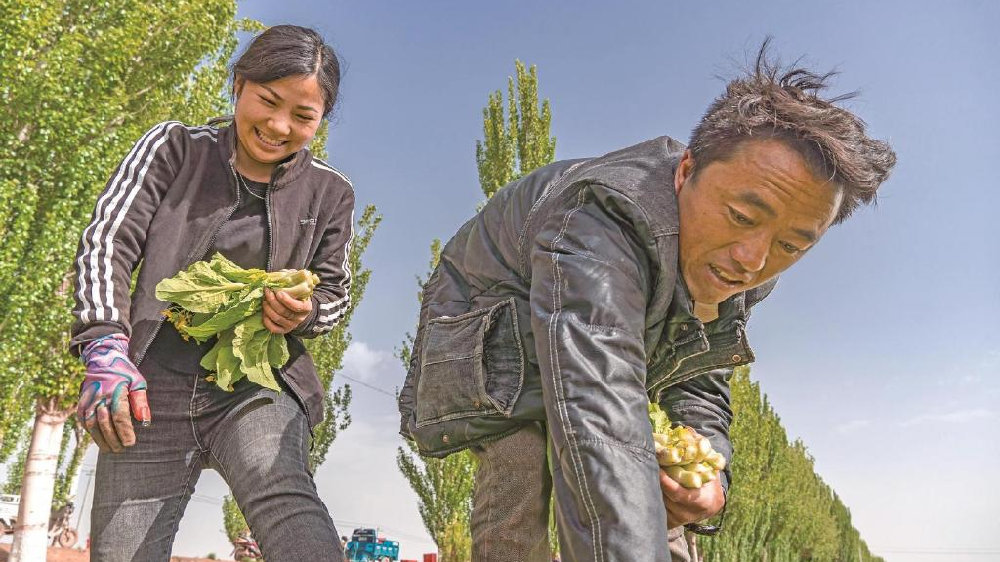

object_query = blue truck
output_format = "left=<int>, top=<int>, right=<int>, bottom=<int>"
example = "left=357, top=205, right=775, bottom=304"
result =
left=345, top=527, right=400, bottom=562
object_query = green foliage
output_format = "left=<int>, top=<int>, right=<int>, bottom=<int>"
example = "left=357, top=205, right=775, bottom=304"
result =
left=697, top=367, right=884, bottom=562
left=396, top=439, right=476, bottom=562
left=475, top=60, right=556, bottom=200
left=439, top=511, right=473, bottom=562
left=3, top=437, right=28, bottom=495
left=397, top=61, right=556, bottom=560
left=50, top=422, right=88, bottom=510
left=0, top=0, right=243, bottom=458
left=222, top=494, right=248, bottom=542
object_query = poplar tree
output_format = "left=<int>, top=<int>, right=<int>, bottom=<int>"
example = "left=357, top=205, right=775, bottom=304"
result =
left=0, top=1, right=246, bottom=558
left=397, top=60, right=556, bottom=561
left=0, top=4, right=378, bottom=556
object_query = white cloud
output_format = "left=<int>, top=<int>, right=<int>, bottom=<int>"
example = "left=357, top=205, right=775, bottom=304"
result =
left=342, top=341, right=397, bottom=382
left=899, top=408, right=995, bottom=427
left=834, top=419, right=871, bottom=434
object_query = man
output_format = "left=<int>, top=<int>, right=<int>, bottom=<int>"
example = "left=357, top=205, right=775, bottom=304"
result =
left=398, top=46, right=895, bottom=561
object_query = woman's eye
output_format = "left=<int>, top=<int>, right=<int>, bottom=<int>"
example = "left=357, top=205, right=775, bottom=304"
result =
left=259, top=96, right=276, bottom=106
left=296, top=114, right=314, bottom=122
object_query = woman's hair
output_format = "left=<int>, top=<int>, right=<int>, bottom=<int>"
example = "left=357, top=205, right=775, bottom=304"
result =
left=231, top=25, right=341, bottom=118
left=688, top=39, right=896, bottom=224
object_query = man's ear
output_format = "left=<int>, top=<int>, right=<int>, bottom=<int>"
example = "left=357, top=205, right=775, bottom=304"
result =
left=675, top=149, right=694, bottom=195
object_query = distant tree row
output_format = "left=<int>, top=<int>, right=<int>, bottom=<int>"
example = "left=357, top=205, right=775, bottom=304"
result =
left=698, top=366, right=884, bottom=562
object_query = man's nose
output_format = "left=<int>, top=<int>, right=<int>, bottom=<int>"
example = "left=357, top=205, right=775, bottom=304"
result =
left=730, top=236, right=768, bottom=273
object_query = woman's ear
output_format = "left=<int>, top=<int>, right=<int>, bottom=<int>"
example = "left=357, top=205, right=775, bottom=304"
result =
left=233, top=75, right=246, bottom=99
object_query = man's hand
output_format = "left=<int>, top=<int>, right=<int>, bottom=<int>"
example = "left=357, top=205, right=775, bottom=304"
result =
left=262, top=288, right=312, bottom=334
left=78, top=334, right=150, bottom=453
left=660, top=468, right=725, bottom=527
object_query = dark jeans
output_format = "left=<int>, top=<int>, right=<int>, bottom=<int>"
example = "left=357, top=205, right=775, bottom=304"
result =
left=89, top=350, right=342, bottom=562
left=470, top=423, right=691, bottom=562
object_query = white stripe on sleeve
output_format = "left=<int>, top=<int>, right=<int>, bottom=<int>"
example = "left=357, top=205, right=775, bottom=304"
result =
left=76, top=122, right=175, bottom=323
left=101, top=127, right=178, bottom=321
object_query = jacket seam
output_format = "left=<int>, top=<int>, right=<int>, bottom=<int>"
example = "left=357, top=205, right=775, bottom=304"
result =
left=548, top=186, right=603, bottom=561
left=517, top=161, right=586, bottom=280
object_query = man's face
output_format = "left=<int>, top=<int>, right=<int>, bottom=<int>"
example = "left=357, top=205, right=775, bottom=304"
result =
left=674, top=139, right=844, bottom=305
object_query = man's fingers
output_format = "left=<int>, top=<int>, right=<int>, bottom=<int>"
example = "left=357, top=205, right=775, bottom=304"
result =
left=660, top=469, right=692, bottom=502
left=661, top=472, right=725, bottom=526
left=95, top=403, right=124, bottom=453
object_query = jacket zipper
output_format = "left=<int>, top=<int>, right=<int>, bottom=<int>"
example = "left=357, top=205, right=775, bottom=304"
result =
left=264, top=176, right=313, bottom=430
left=134, top=167, right=243, bottom=366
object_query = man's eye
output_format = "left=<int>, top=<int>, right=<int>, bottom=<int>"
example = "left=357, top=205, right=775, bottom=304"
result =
left=729, top=208, right=753, bottom=226
left=296, top=114, right=314, bottom=122
left=779, top=241, right=802, bottom=254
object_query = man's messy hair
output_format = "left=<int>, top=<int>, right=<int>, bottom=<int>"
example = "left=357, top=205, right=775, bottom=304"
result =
left=688, top=39, right=897, bottom=223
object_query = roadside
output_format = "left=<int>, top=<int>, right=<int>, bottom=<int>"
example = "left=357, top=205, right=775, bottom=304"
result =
left=0, top=544, right=235, bottom=562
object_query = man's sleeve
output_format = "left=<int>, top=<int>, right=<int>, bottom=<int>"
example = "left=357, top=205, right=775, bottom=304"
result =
left=659, top=369, right=735, bottom=493
left=529, top=182, right=670, bottom=562
left=70, top=121, right=185, bottom=356
left=291, top=186, right=355, bottom=338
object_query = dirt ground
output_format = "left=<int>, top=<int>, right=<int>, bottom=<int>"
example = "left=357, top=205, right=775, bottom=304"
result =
left=0, top=544, right=234, bottom=561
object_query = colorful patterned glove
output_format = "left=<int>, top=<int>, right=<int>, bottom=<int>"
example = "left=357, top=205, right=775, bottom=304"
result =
left=78, top=334, right=150, bottom=424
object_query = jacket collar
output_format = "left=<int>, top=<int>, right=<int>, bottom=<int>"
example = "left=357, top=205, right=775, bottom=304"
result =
left=211, top=117, right=312, bottom=189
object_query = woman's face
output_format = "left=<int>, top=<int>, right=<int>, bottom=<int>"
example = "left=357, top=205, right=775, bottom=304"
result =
left=233, top=73, right=325, bottom=176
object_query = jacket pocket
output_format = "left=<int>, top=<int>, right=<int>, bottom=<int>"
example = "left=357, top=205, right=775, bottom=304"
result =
left=415, top=298, right=524, bottom=427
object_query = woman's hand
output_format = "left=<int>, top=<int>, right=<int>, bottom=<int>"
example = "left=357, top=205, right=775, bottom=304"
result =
left=660, top=468, right=726, bottom=527
left=262, top=288, right=313, bottom=334
left=78, top=334, right=151, bottom=453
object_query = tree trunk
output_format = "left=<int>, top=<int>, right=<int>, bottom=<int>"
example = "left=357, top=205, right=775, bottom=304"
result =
left=10, top=397, right=72, bottom=561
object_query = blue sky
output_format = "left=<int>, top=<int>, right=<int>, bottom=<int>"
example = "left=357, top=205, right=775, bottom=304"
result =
left=61, top=1, right=1000, bottom=560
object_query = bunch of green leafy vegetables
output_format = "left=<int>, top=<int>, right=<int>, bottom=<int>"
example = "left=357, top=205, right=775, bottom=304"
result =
left=648, top=402, right=673, bottom=434
left=155, top=252, right=319, bottom=391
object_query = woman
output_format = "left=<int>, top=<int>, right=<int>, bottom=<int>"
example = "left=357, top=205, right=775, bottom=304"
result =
left=69, top=25, right=353, bottom=561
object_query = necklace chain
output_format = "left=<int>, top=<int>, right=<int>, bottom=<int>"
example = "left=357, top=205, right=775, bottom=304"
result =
left=231, top=165, right=267, bottom=200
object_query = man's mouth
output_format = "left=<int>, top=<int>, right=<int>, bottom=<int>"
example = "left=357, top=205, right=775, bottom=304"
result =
left=709, top=264, right=747, bottom=287
left=254, top=127, right=286, bottom=148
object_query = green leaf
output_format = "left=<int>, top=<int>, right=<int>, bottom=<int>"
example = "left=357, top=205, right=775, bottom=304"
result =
left=155, top=259, right=249, bottom=313
left=232, top=317, right=278, bottom=391
left=207, top=252, right=268, bottom=284
left=180, top=287, right=262, bottom=341
left=267, top=332, right=289, bottom=368
left=212, top=330, right=241, bottom=392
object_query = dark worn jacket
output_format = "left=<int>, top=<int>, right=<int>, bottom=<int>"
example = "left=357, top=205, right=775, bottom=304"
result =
left=398, top=137, right=775, bottom=561
left=69, top=120, right=356, bottom=428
